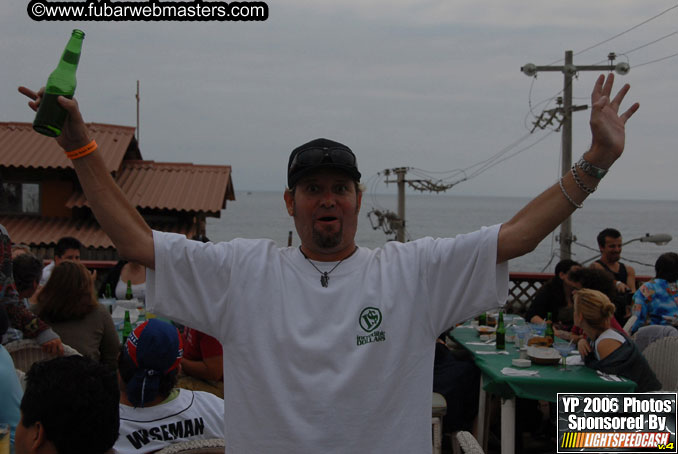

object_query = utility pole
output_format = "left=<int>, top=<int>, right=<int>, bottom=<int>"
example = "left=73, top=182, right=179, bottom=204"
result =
left=521, top=51, right=629, bottom=260
left=369, top=168, right=456, bottom=243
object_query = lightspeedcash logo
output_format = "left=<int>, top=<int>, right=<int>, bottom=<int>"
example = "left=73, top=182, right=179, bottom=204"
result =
left=27, top=0, right=269, bottom=22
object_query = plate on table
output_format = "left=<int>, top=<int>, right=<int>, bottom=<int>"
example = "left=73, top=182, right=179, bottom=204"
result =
left=527, top=346, right=561, bottom=365
left=476, top=325, right=496, bottom=335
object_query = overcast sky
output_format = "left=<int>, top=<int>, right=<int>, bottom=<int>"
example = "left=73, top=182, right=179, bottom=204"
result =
left=2, top=0, right=677, bottom=200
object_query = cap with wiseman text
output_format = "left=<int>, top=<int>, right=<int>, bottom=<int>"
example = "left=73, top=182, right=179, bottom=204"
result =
left=287, top=138, right=361, bottom=189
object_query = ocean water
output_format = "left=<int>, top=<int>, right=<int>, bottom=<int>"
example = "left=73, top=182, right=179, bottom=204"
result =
left=206, top=191, right=678, bottom=276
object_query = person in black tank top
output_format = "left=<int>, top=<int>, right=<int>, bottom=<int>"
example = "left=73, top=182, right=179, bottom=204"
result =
left=591, top=228, right=637, bottom=293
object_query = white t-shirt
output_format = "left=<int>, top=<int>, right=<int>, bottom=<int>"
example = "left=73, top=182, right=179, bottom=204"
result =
left=147, top=225, right=508, bottom=453
left=593, top=328, right=626, bottom=360
left=115, top=279, right=146, bottom=302
left=39, top=261, right=54, bottom=285
left=115, top=389, right=224, bottom=454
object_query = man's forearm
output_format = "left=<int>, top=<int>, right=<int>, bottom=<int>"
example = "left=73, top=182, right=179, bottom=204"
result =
left=72, top=150, right=155, bottom=268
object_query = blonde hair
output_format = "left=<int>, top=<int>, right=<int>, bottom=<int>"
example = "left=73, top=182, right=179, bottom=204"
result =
left=37, top=261, right=98, bottom=322
left=573, top=288, right=616, bottom=331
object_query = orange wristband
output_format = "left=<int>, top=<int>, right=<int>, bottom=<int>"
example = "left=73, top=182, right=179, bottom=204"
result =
left=65, top=140, right=97, bottom=160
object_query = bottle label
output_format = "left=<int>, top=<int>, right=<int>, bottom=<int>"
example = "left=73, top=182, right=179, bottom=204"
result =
left=62, top=50, right=80, bottom=65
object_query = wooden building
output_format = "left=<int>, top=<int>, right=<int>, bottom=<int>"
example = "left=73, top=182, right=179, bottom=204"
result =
left=0, top=122, right=235, bottom=260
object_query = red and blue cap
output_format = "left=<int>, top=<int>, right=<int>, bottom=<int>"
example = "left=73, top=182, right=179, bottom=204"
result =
left=123, top=319, right=183, bottom=407
left=125, top=319, right=183, bottom=375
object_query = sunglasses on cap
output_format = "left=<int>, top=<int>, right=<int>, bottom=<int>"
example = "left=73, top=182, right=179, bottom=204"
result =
left=289, top=146, right=357, bottom=172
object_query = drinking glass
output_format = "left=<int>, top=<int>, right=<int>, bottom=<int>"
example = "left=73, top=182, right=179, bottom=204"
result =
left=528, top=322, right=546, bottom=336
left=553, top=343, right=574, bottom=371
left=514, top=325, right=529, bottom=350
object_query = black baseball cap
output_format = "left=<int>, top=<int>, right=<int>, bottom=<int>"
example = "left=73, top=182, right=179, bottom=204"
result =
left=287, top=138, right=361, bottom=189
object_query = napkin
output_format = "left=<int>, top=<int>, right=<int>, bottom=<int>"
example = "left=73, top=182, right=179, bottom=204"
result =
left=566, top=355, right=584, bottom=366
left=466, top=342, right=496, bottom=346
left=475, top=350, right=509, bottom=355
left=112, top=306, right=139, bottom=324
left=501, top=367, right=539, bottom=377
left=597, top=370, right=624, bottom=382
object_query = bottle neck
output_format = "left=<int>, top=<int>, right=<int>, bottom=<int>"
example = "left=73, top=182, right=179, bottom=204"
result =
left=57, top=33, right=84, bottom=68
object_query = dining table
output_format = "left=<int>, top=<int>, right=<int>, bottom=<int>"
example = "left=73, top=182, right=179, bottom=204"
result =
left=450, top=316, right=637, bottom=454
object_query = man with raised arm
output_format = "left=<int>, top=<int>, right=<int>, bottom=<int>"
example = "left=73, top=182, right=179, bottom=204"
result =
left=19, top=74, right=638, bottom=453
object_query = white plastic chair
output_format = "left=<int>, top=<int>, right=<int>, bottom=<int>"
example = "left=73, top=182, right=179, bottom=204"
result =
left=5, top=339, right=81, bottom=373
left=643, top=336, right=678, bottom=391
left=453, top=430, right=485, bottom=454
left=622, top=314, right=637, bottom=334
left=153, top=438, right=225, bottom=454
left=432, top=392, right=447, bottom=454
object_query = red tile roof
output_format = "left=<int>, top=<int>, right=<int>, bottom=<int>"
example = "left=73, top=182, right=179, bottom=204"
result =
left=0, top=215, right=197, bottom=249
left=0, top=122, right=139, bottom=173
left=66, top=160, right=235, bottom=215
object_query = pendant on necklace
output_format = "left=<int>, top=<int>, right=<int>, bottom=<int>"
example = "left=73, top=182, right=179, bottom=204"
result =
left=321, top=273, right=329, bottom=288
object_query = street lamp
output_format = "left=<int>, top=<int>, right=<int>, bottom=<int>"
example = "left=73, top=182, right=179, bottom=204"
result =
left=580, top=233, right=672, bottom=265
left=628, top=233, right=672, bottom=246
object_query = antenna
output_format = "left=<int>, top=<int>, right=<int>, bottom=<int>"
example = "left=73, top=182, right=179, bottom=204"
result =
left=136, top=80, right=140, bottom=147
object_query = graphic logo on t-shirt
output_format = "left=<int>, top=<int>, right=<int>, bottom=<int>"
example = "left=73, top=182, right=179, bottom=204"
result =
left=357, top=307, right=386, bottom=346
left=359, top=307, right=382, bottom=332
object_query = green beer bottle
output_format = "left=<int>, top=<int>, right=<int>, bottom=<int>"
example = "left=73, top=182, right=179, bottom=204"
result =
left=496, top=311, right=505, bottom=350
left=545, top=312, right=555, bottom=340
left=121, top=310, right=132, bottom=345
left=478, top=312, right=487, bottom=326
left=125, top=280, right=133, bottom=300
left=33, top=29, right=85, bottom=137
left=105, top=283, right=112, bottom=299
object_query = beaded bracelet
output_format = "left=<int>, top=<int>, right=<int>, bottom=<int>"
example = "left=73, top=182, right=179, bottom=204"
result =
left=559, top=176, right=583, bottom=209
left=571, top=165, right=597, bottom=195
left=65, top=140, right=97, bottom=160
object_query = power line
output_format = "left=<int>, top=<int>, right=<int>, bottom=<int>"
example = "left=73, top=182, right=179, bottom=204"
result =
left=633, top=51, right=678, bottom=68
left=547, top=3, right=678, bottom=65
left=591, top=29, right=678, bottom=64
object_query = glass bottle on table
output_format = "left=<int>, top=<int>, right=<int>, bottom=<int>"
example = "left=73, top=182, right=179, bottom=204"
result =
left=33, top=29, right=85, bottom=137
left=478, top=312, right=487, bottom=326
left=545, top=312, right=555, bottom=341
left=125, top=280, right=133, bottom=300
left=121, top=310, right=132, bottom=345
left=495, top=311, right=505, bottom=350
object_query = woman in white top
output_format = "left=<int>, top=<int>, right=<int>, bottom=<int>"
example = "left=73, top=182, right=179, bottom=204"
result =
left=573, top=288, right=660, bottom=392
left=98, top=260, right=146, bottom=302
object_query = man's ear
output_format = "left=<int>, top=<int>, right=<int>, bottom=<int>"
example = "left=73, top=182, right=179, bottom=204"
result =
left=28, top=421, right=49, bottom=453
left=283, top=190, right=295, bottom=217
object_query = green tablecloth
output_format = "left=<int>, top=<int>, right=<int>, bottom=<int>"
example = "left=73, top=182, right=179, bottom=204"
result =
left=450, top=324, right=636, bottom=402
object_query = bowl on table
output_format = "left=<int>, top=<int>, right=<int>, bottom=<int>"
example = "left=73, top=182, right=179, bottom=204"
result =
left=527, top=346, right=561, bottom=365
left=475, top=325, right=496, bottom=335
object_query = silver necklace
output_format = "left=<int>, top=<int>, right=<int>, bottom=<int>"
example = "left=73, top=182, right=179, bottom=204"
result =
left=299, top=246, right=358, bottom=287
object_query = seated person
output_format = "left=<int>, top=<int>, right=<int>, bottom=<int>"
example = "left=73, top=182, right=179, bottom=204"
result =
left=98, top=260, right=146, bottom=302
left=39, top=236, right=82, bottom=286
left=14, top=356, right=119, bottom=454
left=573, top=288, right=660, bottom=392
left=35, top=261, right=119, bottom=369
left=566, top=267, right=625, bottom=349
left=115, top=319, right=224, bottom=454
left=12, top=253, right=42, bottom=306
left=1, top=224, right=63, bottom=355
left=177, top=326, right=224, bottom=398
left=525, top=259, right=581, bottom=339
left=433, top=333, right=479, bottom=436
left=0, top=302, right=23, bottom=449
left=11, top=243, right=32, bottom=259
left=631, top=252, right=678, bottom=333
